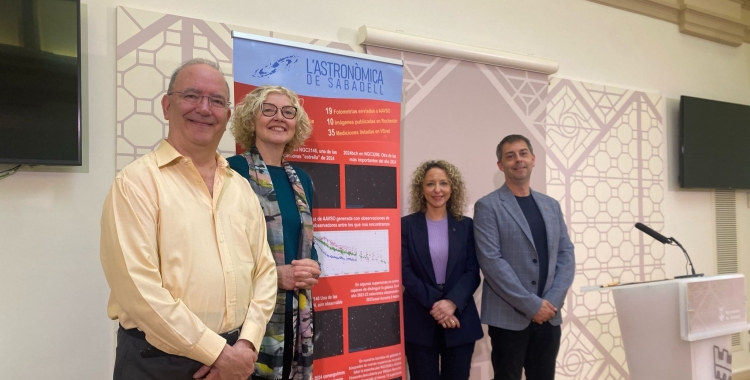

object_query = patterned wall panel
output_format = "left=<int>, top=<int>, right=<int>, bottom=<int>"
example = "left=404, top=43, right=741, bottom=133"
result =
left=547, top=78, right=665, bottom=380
left=116, top=7, right=353, bottom=170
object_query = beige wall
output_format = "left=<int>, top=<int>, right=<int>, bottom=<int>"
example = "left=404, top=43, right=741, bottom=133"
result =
left=1, top=0, right=749, bottom=378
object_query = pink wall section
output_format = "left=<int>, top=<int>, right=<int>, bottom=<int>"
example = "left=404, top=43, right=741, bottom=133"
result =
left=366, top=47, right=548, bottom=209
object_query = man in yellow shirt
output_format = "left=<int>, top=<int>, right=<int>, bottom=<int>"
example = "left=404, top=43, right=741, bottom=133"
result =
left=100, top=58, right=277, bottom=380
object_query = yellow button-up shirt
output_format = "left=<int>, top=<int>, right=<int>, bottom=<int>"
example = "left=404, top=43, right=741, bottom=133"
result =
left=100, top=140, right=276, bottom=365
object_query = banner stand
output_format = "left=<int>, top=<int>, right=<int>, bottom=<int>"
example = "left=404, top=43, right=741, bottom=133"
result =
left=232, top=32, right=405, bottom=380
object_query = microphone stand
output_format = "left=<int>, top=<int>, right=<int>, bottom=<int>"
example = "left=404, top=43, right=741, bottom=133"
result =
left=669, top=237, right=703, bottom=279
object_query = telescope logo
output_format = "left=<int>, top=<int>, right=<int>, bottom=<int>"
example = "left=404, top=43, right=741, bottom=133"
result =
left=253, top=55, right=299, bottom=78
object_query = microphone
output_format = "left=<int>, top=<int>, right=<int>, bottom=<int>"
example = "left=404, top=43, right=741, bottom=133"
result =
left=634, top=222, right=703, bottom=279
left=634, top=223, right=671, bottom=244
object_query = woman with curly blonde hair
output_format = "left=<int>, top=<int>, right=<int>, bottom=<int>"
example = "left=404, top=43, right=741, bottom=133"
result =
left=401, top=160, right=483, bottom=380
left=227, top=85, right=318, bottom=380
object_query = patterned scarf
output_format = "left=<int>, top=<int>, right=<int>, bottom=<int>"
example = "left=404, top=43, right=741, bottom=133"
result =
left=243, top=147, right=314, bottom=380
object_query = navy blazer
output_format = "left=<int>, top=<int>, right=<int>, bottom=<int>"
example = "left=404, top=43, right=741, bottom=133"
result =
left=401, top=212, right=484, bottom=348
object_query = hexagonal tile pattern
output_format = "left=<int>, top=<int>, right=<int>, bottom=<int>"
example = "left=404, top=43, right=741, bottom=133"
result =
left=547, top=78, right=664, bottom=380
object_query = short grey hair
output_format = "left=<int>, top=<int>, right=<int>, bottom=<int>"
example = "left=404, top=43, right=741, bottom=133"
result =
left=167, top=58, right=230, bottom=96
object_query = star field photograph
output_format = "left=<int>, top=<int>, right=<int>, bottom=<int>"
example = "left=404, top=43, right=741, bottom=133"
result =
left=345, top=165, right=397, bottom=209
left=313, top=308, right=344, bottom=359
left=290, top=161, right=341, bottom=209
left=347, top=301, right=401, bottom=353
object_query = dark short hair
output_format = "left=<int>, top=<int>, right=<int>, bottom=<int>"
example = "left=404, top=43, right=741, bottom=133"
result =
left=496, top=134, right=533, bottom=161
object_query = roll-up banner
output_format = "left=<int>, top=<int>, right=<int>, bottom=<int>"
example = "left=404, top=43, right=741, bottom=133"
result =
left=232, top=32, right=405, bottom=380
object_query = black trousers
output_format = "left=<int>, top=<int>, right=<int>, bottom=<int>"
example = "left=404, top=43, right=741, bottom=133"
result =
left=114, top=326, right=240, bottom=380
left=405, top=326, right=476, bottom=380
left=488, top=323, right=561, bottom=380
left=114, top=327, right=202, bottom=380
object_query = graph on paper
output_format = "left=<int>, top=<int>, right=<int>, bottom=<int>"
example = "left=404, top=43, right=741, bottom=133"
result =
left=314, top=230, right=389, bottom=277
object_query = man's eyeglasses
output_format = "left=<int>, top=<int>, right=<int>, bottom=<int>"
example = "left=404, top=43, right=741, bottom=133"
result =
left=261, top=103, right=297, bottom=120
left=169, top=91, right=231, bottom=109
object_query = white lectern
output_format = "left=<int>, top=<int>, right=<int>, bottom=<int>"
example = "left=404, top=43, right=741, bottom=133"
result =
left=583, top=274, right=749, bottom=380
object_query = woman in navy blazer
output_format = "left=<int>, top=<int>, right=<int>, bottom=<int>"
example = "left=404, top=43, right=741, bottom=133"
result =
left=402, top=160, right=483, bottom=380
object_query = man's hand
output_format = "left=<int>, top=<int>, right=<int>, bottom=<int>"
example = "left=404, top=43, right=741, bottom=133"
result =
left=531, top=299, right=557, bottom=324
left=193, top=340, right=257, bottom=380
left=291, top=259, right=321, bottom=290
left=431, top=300, right=460, bottom=328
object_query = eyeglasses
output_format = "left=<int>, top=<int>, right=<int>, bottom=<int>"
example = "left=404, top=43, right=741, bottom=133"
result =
left=169, top=91, right=231, bottom=109
left=261, top=103, right=297, bottom=120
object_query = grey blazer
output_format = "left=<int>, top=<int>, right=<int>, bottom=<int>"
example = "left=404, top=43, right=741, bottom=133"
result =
left=474, top=184, right=575, bottom=331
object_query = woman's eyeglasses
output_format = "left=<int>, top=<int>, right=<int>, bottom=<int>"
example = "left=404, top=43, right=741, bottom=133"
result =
left=261, top=103, right=297, bottom=119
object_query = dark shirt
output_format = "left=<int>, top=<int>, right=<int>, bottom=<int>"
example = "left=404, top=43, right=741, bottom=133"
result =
left=515, top=194, right=548, bottom=297
left=267, top=165, right=318, bottom=264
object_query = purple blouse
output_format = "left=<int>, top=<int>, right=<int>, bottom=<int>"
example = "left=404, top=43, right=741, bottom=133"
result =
left=426, top=215, right=449, bottom=284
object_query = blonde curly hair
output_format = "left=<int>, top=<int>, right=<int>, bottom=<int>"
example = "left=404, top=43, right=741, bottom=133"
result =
left=408, top=160, right=467, bottom=220
left=231, top=85, right=312, bottom=155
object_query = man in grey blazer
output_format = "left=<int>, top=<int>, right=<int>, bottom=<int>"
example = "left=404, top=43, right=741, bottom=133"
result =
left=474, top=134, right=575, bottom=380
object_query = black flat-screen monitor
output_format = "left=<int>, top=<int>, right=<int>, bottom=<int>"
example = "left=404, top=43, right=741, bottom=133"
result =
left=0, top=0, right=82, bottom=166
left=679, top=96, right=750, bottom=189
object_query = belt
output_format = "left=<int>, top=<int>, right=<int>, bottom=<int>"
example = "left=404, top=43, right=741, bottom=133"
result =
left=120, top=324, right=241, bottom=358
left=436, top=283, right=445, bottom=291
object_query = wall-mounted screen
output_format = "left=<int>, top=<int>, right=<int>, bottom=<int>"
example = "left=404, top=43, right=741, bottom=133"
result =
left=0, top=0, right=82, bottom=166
left=679, top=96, right=750, bottom=189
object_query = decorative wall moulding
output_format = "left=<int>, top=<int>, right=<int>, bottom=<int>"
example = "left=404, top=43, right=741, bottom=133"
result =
left=589, top=0, right=750, bottom=46
left=681, top=4, right=746, bottom=46
left=357, top=25, right=559, bottom=75
left=591, top=0, right=680, bottom=23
